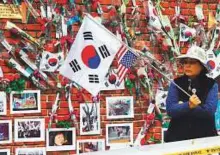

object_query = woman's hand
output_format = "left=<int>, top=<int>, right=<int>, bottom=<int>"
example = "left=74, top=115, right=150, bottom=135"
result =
left=189, top=94, right=201, bottom=109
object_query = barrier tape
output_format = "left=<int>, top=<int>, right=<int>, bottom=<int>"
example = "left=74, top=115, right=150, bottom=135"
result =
left=164, top=146, right=220, bottom=155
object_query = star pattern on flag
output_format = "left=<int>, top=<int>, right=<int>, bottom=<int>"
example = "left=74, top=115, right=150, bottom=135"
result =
left=120, top=50, right=137, bottom=68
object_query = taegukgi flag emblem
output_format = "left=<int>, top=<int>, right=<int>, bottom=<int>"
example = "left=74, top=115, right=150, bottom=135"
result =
left=59, top=14, right=124, bottom=96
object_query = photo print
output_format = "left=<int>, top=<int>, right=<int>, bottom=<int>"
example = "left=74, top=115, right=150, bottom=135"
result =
left=14, top=118, right=45, bottom=142
left=15, top=147, right=46, bottom=155
left=80, top=102, right=100, bottom=135
left=46, top=128, right=76, bottom=151
left=0, top=120, right=12, bottom=144
left=106, top=123, right=133, bottom=146
left=77, top=139, right=105, bottom=154
left=10, top=90, right=41, bottom=114
left=0, top=149, right=10, bottom=155
left=106, top=96, right=134, bottom=119
left=0, top=92, right=7, bottom=115
left=161, top=128, right=168, bottom=143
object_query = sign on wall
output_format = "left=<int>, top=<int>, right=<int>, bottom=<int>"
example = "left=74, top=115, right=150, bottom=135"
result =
left=0, top=3, right=26, bottom=23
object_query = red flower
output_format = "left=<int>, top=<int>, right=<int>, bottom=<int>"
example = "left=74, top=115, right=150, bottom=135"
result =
left=128, top=74, right=136, bottom=81
left=14, top=74, right=20, bottom=80
left=164, top=26, right=170, bottom=32
left=140, top=137, right=146, bottom=145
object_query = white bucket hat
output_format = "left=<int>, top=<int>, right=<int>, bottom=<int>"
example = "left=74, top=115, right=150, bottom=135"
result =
left=177, top=45, right=209, bottom=72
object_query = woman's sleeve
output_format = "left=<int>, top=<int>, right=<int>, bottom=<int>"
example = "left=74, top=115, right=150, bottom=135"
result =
left=166, top=81, right=191, bottom=118
left=191, top=83, right=218, bottom=118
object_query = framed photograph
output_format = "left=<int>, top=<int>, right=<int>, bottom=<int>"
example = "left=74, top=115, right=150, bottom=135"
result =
left=106, top=123, right=133, bottom=146
left=10, top=90, right=41, bottom=114
left=106, top=96, right=134, bottom=119
left=80, top=103, right=100, bottom=135
left=0, top=149, right=10, bottom=155
left=0, top=120, right=12, bottom=144
left=46, top=128, right=76, bottom=151
left=0, top=92, right=7, bottom=115
left=77, top=139, right=105, bottom=154
left=14, top=118, right=45, bottom=142
left=15, top=147, right=46, bottom=155
left=161, top=128, right=168, bottom=143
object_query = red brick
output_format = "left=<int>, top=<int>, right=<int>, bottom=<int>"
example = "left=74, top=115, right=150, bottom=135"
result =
left=181, top=9, right=189, bottom=15
left=161, top=2, right=170, bottom=8
left=170, top=2, right=176, bottom=8
left=180, top=2, right=189, bottom=9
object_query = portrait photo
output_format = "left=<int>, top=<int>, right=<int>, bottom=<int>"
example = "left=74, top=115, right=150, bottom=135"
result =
left=14, top=118, right=45, bottom=142
left=0, top=92, right=7, bottom=115
left=77, top=139, right=105, bottom=154
left=0, top=149, right=10, bottom=155
left=80, top=102, right=100, bottom=135
left=0, top=120, right=12, bottom=144
left=10, top=90, right=41, bottom=114
left=46, top=128, right=76, bottom=151
left=106, top=96, right=134, bottom=119
left=15, top=147, right=46, bottom=155
left=106, top=123, right=133, bottom=146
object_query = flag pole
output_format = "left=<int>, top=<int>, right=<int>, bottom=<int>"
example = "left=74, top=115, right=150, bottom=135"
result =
left=84, top=13, right=191, bottom=97
left=140, top=52, right=191, bottom=97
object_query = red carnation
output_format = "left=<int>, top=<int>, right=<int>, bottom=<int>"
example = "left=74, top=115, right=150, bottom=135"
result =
left=164, top=26, right=170, bottom=32
left=128, top=74, right=136, bottom=81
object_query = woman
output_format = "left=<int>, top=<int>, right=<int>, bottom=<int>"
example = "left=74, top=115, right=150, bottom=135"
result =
left=164, top=45, right=219, bottom=142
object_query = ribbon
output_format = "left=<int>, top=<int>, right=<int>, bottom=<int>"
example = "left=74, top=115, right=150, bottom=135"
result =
left=49, top=112, right=58, bottom=121
left=69, top=110, right=79, bottom=121
left=171, top=6, right=186, bottom=24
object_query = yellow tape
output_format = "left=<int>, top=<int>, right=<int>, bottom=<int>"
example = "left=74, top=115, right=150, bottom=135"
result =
left=164, top=146, right=220, bottom=155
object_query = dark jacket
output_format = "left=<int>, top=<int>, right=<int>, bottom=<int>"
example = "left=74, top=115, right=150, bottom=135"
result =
left=165, top=74, right=218, bottom=142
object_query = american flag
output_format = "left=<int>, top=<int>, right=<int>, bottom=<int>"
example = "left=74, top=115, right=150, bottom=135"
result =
left=116, top=45, right=137, bottom=85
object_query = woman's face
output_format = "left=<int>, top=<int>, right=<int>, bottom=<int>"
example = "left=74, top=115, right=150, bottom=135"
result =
left=54, top=133, right=65, bottom=146
left=182, top=58, right=203, bottom=78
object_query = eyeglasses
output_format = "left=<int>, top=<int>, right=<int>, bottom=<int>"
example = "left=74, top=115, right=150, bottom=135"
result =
left=182, top=59, right=199, bottom=65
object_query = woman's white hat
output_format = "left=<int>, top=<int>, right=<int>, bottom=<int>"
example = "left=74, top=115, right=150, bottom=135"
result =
left=177, top=45, right=209, bottom=71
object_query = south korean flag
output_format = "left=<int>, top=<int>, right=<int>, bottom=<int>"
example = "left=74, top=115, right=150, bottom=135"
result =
left=206, top=49, right=220, bottom=79
left=59, top=14, right=123, bottom=96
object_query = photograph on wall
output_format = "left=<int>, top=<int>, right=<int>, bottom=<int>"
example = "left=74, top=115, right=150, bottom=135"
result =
left=0, top=120, right=12, bottom=144
left=0, top=149, right=10, bottom=155
left=106, top=123, right=133, bottom=146
left=46, top=128, right=76, bottom=151
left=10, top=90, right=41, bottom=114
left=0, top=92, right=7, bottom=115
left=15, top=147, right=46, bottom=155
left=14, top=118, right=45, bottom=142
left=161, top=128, right=168, bottom=143
left=80, top=102, right=100, bottom=135
left=106, top=96, right=134, bottom=119
left=77, top=139, right=105, bottom=154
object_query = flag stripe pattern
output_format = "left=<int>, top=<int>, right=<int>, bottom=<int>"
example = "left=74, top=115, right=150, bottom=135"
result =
left=117, top=46, right=137, bottom=84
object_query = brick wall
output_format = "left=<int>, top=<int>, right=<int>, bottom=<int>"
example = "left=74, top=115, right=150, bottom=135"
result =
left=0, top=0, right=219, bottom=154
